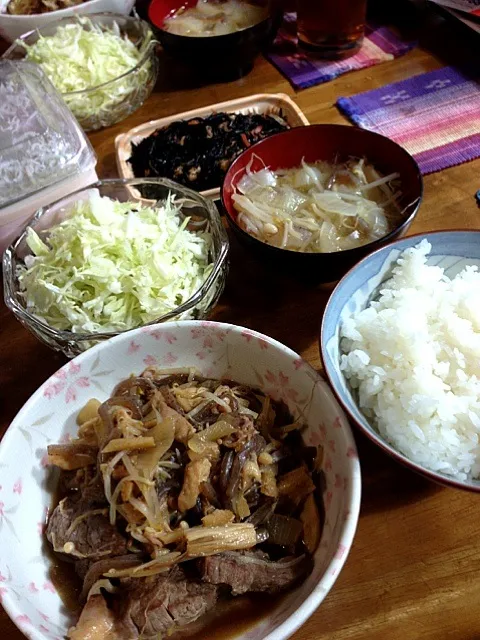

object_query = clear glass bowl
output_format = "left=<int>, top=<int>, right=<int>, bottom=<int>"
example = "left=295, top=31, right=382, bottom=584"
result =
left=3, top=178, right=229, bottom=358
left=2, top=13, right=159, bottom=132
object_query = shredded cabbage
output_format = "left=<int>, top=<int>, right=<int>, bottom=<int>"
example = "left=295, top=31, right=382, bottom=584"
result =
left=17, top=17, right=151, bottom=126
left=17, top=192, right=213, bottom=333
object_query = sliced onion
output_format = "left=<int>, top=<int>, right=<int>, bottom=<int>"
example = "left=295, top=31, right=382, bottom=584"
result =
left=104, top=551, right=183, bottom=578
left=86, top=579, right=118, bottom=601
left=188, top=420, right=236, bottom=454
left=136, top=415, right=175, bottom=479
left=232, top=157, right=399, bottom=253
left=82, top=554, right=143, bottom=601
left=252, top=168, right=278, bottom=188
left=267, top=514, right=303, bottom=547
left=319, top=221, right=341, bottom=253
left=246, top=500, right=277, bottom=526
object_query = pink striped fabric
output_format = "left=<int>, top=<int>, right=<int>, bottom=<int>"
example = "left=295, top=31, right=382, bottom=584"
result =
left=266, top=13, right=414, bottom=90
left=337, top=66, right=480, bottom=174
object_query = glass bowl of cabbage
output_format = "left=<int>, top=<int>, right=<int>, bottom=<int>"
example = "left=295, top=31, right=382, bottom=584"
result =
left=3, top=178, right=229, bottom=357
left=2, top=13, right=159, bottom=131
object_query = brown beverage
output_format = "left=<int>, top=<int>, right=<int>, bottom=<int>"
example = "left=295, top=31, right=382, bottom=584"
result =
left=297, top=0, right=367, bottom=59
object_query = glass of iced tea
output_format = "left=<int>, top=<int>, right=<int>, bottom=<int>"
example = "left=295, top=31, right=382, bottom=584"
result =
left=297, top=0, right=367, bottom=59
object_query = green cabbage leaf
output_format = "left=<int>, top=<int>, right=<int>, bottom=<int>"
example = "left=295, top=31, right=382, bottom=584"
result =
left=17, top=192, right=213, bottom=333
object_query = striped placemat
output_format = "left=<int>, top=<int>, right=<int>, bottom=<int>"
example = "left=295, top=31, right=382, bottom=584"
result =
left=266, top=13, right=414, bottom=90
left=337, top=66, right=480, bottom=174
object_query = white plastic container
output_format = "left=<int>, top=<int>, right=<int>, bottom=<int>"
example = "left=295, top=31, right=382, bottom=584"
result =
left=0, top=60, right=97, bottom=254
left=115, top=93, right=310, bottom=200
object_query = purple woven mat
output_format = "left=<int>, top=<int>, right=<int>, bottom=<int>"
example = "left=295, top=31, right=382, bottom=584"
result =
left=337, top=66, right=480, bottom=174
left=266, top=13, right=414, bottom=90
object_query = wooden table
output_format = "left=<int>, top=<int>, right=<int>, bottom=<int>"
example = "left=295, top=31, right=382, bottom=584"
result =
left=1, top=3, right=480, bottom=639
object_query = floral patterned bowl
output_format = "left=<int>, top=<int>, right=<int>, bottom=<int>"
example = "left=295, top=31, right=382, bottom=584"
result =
left=0, top=321, right=361, bottom=640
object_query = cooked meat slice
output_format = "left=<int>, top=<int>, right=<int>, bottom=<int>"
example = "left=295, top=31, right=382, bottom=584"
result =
left=75, top=559, right=93, bottom=581
left=80, top=475, right=109, bottom=504
left=190, top=401, right=222, bottom=426
left=140, top=370, right=190, bottom=389
left=168, top=578, right=216, bottom=627
left=158, top=384, right=187, bottom=415
left=112, top=377, right=155, bottom=399
left=136, top=600, right=173, bottom=638
left=199, top=551, right=312, bottom=595
left=152, top=393, right=194, bottom=444
left=46, top=496, right=128, bottom=559
left=68, top=594, right=130, bottom=640
left=121, top=567, right=218, bottom=637
left=222, top=415, right=257, bottom=451
left=59, top=466, right=97, bottom=495
left=80, top=555, right=144, bottom=601
left=178, top=458, right=211, bottom=512
left=47, top=443, right=98, bottom=470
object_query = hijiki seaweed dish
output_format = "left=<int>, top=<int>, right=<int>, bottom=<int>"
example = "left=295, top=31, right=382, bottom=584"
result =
left=127, top=112, right=289, bottom=193
left=46, top=367, right=323, bottom=639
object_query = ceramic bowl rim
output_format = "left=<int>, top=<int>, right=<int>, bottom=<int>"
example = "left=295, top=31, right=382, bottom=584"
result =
left=148, top=0, right=275, bottom=40
left=319, top=228, right=480, bottom=493
left=221, top=123, right=423, bottom=259
left=0, top=320, right=362, bottom=640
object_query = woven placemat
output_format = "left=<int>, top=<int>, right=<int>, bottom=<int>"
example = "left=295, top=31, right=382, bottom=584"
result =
left=337, top=66, right=480, bottom=174
left=266, top=12, right=414, bottom=90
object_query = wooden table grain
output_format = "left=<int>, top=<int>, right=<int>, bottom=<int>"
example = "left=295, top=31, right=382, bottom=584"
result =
left=1, top=4, right=480, bottom=639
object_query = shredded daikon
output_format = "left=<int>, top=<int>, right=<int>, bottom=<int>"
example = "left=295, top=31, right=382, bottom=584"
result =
left=232, top=158, right=401, bottom=253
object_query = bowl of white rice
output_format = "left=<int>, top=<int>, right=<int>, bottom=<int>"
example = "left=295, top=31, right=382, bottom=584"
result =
left=321, top=230, right=480, bottom=490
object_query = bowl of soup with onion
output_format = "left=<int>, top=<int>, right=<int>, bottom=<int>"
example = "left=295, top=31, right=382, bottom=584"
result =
left=222, top=124, right=423, bottom=283
left=148, top=0, right=280, bottom=79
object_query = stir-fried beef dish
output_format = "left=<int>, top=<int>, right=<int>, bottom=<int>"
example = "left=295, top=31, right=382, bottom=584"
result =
left=7, top=0, right=86, bottom=15
left=46, top=367, right=323, bottom=639
left=127, top=112, right=289, bottom=193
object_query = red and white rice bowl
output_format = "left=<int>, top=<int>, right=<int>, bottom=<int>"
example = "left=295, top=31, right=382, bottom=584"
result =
left=0, top=321, right=361, bottom=640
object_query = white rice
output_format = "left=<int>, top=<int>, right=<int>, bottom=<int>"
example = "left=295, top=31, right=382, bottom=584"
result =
left=340, top=240, right=480, bottom=481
